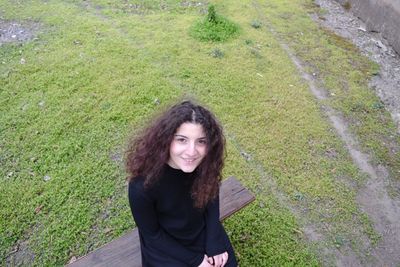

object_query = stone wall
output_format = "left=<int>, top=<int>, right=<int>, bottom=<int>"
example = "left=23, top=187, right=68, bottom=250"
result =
left=334, top=0, right=400, bottom=55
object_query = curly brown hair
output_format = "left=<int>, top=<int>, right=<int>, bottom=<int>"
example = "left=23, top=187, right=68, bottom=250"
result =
left=125, top=100, right=225, bottom=209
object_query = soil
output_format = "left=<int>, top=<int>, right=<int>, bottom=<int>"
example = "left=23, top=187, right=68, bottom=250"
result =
left=0, top=19, right=41, bottom=46
left=5, top=240, right=35, bottom=266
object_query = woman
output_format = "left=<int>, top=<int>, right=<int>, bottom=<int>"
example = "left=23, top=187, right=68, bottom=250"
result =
left=126, top=100, right=237, bottom=267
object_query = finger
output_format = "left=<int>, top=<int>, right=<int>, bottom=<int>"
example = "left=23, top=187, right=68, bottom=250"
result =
left=221, top=253, right=228, bottom=267
left=214, top=256, right=218, bottom=267
left=214, top=256, right=221, bottom=267
left=218, top=257, right=224, bottom=267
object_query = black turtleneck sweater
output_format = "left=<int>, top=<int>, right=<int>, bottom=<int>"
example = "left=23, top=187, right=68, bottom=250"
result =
left=128, top=165, right=236, bottom=267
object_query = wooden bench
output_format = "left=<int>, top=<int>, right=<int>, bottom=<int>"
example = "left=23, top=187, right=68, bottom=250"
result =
left=68, top=177, right=255, bottom=267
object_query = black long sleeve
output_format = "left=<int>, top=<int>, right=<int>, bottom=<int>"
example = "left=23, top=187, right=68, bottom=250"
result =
left=128, top=177, right=204, bottom=266
left=204, top=194, right=227, bottom=256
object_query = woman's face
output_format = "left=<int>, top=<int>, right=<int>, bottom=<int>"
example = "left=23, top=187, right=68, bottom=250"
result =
left=168, top=122, right=207, bottom=173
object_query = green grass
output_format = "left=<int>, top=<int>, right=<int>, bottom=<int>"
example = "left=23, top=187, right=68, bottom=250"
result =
left=1, top=0, right=399, bottom=266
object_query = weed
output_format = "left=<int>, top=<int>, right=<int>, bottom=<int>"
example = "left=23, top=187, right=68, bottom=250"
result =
left=245, top=39, right=253, bottom=45
left=334, top=236, right=345, bottom=248
left=294, top=191, right=305, bottom=201
left=251, top=20, right=262, bottom=29
left=371, top=102, right=384, bottom=110
left=190, top=5, right=239, bottom=42
left=343, top=1, right=351, bottom=10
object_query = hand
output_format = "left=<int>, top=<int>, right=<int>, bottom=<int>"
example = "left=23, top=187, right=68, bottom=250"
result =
left=208, top=251, right=229, bottom=267
left=198, top=255, right=213, bottom=267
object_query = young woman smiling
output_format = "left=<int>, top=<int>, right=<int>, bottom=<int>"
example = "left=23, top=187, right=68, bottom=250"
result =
left=126, top=101, right=237, bottom=267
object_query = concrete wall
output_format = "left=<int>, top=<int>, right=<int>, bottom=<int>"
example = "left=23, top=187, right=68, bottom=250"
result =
left=334, top=0, right=400, bottom=55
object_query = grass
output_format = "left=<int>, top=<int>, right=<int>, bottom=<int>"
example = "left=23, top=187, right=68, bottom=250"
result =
left=1, top=0, right=399, bottom=266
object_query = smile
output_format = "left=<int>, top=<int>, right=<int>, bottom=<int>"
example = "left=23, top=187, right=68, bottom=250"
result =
left=183, top=158, right=197, bottom=163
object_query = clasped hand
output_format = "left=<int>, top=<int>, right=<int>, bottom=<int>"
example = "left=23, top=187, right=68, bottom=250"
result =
left=198, top=252, right=229, bottom=267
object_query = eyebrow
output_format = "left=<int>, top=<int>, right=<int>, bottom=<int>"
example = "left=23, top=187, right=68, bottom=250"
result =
left=174, top=134, right=207, bottom=139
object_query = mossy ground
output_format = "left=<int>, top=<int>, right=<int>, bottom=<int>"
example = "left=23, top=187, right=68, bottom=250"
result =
left=1, top=0, right=399, bottom=266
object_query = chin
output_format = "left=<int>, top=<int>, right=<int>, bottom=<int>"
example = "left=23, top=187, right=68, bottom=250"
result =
left=178, top=163, right=201, bottom=173
left=180, top=166, right=197, bottom=173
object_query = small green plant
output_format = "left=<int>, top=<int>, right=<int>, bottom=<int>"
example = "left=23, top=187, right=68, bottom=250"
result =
left=245, top=39, right=253, bottom=45
left=251, top=20, right=262, bottom=29
left=190, top=4, right=239, bottom=42
left=371, top=102, right=384, bottom=110
left=334, top=236, right=345, bottom=248
left=343, top=1, right=351, bottom=10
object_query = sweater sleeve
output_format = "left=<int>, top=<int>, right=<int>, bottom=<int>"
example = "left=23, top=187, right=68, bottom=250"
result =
left=128, top=179, right=204, bottom=267
left=204, top=194, right=228, bottom=257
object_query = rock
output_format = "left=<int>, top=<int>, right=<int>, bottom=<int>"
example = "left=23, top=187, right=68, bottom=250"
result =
left=240, top=151, right=252, bottom=161
left=68, top=256, right=77, bottom=264
left=358, top=25, right=366, bottom=32
left=34, top=205, right=43, bottom=214
left=376, top=40, right=388, bottom=52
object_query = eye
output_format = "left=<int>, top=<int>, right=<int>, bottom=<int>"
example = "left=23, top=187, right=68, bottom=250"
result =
left=175, top=137, right=187, bottom=143
left=197, top=139, right=207, bottom=145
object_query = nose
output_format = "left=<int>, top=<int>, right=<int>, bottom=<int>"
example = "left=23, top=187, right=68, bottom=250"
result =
left=185, top=142, right=197, bottom=156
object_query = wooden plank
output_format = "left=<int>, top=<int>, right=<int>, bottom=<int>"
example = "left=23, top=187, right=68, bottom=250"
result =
left=220, top=177, right=255, bottom=221
left=68, top=176, right=254, bottom=267
left=70, top=229, right=142, bottom=267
